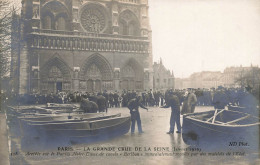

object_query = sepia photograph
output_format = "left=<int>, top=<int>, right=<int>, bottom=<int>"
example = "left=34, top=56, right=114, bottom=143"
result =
left=0, top=0, right=259, bottom=164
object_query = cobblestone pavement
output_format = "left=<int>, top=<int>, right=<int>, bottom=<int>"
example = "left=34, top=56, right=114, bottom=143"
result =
left=7, top=106, right=260, bottom=165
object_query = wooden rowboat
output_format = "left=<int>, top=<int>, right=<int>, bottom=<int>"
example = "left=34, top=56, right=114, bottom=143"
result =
left=20, top=113, right=131, bottom=150
left=182, top=109, right=260, bottom=150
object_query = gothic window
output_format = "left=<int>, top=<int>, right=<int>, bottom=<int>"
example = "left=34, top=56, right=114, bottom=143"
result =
left=129, top=22, right=138, bottom=36
left=86, top=64, right=102, bottom=79
left=49, top=66, right=62, bottom=78
left=119, top=10, right=140, bottom=36
left=56, top=17, right=66, bottom=30
left=119, top=21, right=127, bottom=35
left=80, top=5, right=107, bottom=33
left=43, top=15, right=52, bottom=29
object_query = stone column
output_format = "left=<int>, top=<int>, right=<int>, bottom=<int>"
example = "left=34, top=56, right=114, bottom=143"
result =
left=19, top=42, right=29, bottom=94
left=140, top=1, right=149, bottom=37
left=31, top=66, right=40, bottom=93
left=114, top=68, right=120, bottom=91
left=72, top=0, right=80, bottom=31
left=111, top=1, right=119, bottom=34
left=73, top=67, right=80, bottom=92
left=143, top=68, right=150, bottom=90
left=19, top=1, right=31, bottom=94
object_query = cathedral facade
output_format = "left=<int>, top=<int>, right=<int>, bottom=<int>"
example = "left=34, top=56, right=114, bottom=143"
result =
left=11, top=0, right=153, bottom=94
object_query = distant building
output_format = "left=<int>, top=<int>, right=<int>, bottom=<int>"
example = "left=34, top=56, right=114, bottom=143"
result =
left=176, top=71, right=222, bottom=89
left=222, top=65, right=260, bottom=88
left=175, top=65, right=260, bottom=89
left=153, top=59, right=174, bottom=90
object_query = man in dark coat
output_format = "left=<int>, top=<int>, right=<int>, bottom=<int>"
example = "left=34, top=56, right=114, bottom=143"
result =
left=97, top=93, right=107, bottom=113
left=212, top=87, right=229, bottom=109
left=127, top=96, right=148, bottom=134
left=239, top=87, right=258, bottom=115
left=113, top=92, right=120, bottom=107
left=161, top=92, right=181, bottom=134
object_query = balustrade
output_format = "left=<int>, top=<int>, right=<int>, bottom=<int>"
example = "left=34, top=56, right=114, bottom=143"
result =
left=31, top=29, right=147, bottom=40
left=119, top=0, right=139, bottom=3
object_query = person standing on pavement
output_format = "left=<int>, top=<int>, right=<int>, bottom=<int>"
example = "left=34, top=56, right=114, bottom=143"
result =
left=127, top=96, right=148, bottom=134
left=181, top=89, right=197, bottom=114
left=97, top=93, right=107, bottom=113
left=212, top=87, right=229, bottom=110
left=161, top=91, right=181, bottom=134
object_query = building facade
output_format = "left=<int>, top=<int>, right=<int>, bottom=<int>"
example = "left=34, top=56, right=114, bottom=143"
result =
left=222, top=65, right=260, bottom=88
left=153, top=60, right=174, bottom=90
left=175, top=71, right=223, bottom=89
left=11, top=0, right=153, bottom=94
left=174, top=66, right=260, bottom=90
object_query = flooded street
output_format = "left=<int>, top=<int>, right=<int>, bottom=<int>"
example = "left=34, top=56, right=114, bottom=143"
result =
left=8, top=106, right=259, bottom=165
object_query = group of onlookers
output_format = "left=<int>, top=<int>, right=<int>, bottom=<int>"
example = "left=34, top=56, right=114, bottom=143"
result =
left=1, top=87, right=259, bottom=109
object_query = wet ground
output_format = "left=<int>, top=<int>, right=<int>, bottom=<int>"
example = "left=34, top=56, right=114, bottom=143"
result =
left=6, top=106, right=260, bottom=165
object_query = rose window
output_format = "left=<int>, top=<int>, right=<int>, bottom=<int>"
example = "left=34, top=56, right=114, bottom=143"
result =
left=80, top=7, right=106, bottom=33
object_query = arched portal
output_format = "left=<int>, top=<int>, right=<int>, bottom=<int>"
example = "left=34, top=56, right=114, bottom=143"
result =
left=120, top=58, right=144, bottom=90
left=80, top=54, right=113, bottom=92
left=40, top=57, right=71, bottom=93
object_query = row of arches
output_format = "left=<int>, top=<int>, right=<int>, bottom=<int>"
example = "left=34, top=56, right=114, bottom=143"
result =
left=39, top=54, right=144, bottom=93
left=40, top=1, right=140, bottom=36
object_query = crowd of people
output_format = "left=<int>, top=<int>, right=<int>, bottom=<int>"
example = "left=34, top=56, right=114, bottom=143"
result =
left=1, top=87, right=259, bottom=109
left=1, top=86, right=259, bottom=134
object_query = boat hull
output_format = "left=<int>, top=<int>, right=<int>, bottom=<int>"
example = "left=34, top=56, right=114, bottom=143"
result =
left=228, top=105, right=259, bottom=116
left=182, top=110, right=259, bottom=151
left=20, top=116, right=131, bottom=150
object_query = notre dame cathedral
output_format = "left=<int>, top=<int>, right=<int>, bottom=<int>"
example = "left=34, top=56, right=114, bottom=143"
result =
left=11, top=0, right=153, bottom=94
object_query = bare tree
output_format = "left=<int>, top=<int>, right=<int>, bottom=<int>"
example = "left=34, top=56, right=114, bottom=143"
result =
left=0, top=1, right=13, bottom=77
left=0, top=0, right=20, bottom=93
left=235, top=67, right=260, bottom=90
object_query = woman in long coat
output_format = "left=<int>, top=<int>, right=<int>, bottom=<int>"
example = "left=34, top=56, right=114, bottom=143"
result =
left=181, top=90, right=197, bottom=114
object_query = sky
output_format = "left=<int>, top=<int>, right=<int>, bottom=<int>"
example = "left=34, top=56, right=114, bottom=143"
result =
left=149, top=0, right=260, bottom=78
left=9, top=0, right=260, bottom=78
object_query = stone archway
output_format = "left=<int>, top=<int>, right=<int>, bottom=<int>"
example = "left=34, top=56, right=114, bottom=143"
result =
left=40, top=57, right=71, bottom=93
left=120, top=58, right=144, bottom=90
left=80, top=54, right=113, bottom=92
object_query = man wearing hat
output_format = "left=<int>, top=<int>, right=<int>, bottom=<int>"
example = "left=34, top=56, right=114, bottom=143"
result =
left=161, top=91, right=181, bottom=134
left=127, top=95, right=148, bottom=134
